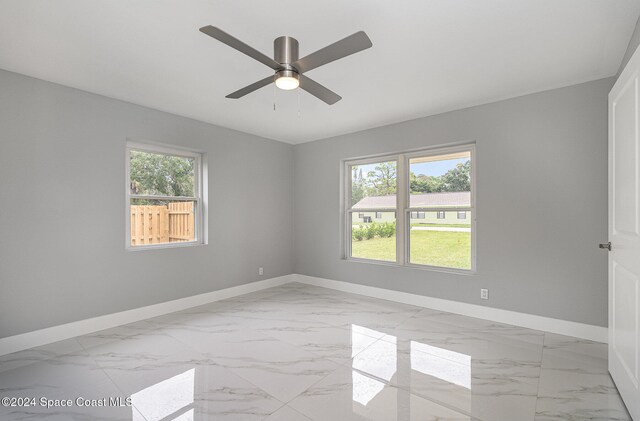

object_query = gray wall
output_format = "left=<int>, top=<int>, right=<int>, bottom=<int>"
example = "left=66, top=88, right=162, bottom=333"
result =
left=293, top=78, right=613, bottom=327
left=618, top=15, right=640, bottom=77
left=0, top=69, right=294, bottom=338
left=0, top=68, right=614, bottom=337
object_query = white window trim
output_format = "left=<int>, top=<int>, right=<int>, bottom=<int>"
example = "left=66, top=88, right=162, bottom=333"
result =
left=125, top=140, right=205, bottom=251
left=342, top=143, right=476, bottom=274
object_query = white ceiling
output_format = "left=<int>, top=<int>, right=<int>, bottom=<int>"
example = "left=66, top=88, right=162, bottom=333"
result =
left=1, top=1, right=639, bottom=144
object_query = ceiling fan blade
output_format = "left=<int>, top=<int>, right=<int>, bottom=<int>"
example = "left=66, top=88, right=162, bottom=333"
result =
left=200, top=26, right=282, bottom=71
left=292, top=31, right=372, bottom=73
left=299, top=75, right=341, bottom=105
left=226, top=76, right=274, bottom=99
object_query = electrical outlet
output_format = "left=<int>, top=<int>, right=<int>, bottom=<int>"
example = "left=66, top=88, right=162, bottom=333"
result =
left=480, top=289, right=489, bottom=300
left=258, top=267, right=264, bottom=276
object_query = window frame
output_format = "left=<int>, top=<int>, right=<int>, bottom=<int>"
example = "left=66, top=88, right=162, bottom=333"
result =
left=457, top=211, right=466, bottom=219
left=343, top=143, right=476, bottom=274
left=437, top=211, right=446, bottom=219
left=125, top=140, right=205, bottom=251
left=344, top=155, right=400, bottom=264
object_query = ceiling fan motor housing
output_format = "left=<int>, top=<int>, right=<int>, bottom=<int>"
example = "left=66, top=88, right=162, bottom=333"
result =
left=274, top=36, right=299, bottom=68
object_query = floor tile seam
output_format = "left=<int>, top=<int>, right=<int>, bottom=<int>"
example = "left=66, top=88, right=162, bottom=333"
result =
left=192, top=334, right=336, bottom=407
left=258, top=401, right=289, bottom=421
left=533, top=333, right=550, bottom=417
left=225, top=358, right=330, bottom=406
left=388, top=378, right=481, bottom=420
left=277, top=359, right=347, bottom=406
left=270, top=404, right=313, bottom=421
left=187, top=357, right=290, bottom=411
left=73, top=337, right=152, bottom=421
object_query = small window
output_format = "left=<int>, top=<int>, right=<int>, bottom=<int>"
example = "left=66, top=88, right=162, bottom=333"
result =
left=417, top=211, right=425, bottom=219
left=457, top=211, right=466, bottom=219
left=126, top=142, right=203, bottom=249
left=411, top=211, right=418, bottom=219
left=375, top=212, right=383, bottom=219
left=358, top=213, right=365, bottom=219
left=437, top=211, right=446, bottom=219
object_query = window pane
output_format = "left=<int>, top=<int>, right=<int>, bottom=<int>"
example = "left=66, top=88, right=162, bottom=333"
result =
left=130, top=199, right=196, bottom=246
left=351, top=212, right=396, bottom=262
left=350, top=161, right=397, bottom=207
left=409, top=152, right=470, bottom=208
left=410, top=210, right=471, bottom=269
left=130, top=150, right=195, bottom=197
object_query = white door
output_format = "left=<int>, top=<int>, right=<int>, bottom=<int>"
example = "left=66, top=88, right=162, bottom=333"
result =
left=609, top=44, right=640, bottom=420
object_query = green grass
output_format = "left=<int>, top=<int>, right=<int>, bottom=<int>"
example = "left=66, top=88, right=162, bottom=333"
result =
left=351, top=231, right=471, bottom=269
left=410, top=223, right=471, bottom=228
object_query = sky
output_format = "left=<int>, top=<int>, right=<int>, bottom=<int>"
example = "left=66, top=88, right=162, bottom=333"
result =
left=410, top=157, right=468, bottom=177
left=353, top=157, right=468, bottom=181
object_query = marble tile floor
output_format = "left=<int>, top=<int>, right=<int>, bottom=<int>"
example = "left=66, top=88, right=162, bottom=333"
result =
left=0, top=282, right=630, bottom=420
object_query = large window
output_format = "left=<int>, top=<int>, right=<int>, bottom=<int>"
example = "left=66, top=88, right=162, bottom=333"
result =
left=126, top=142, right=204, bottom=249
left=344, top=144, right=474, bottom=271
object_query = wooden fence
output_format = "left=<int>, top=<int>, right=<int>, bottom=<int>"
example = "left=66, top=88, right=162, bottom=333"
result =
left=130, top=201, right=195, bottom=246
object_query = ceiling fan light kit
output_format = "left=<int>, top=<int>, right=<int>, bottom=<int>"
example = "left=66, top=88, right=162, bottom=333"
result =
left=199, top=26, right=372, bottom=105
left=274, top=70, right=299, bottom=90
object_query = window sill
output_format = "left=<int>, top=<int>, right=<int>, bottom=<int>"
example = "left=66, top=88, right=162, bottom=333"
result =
left=343, top=257, right=476, bottom=276
left=126, top=241, right=205, bottom=252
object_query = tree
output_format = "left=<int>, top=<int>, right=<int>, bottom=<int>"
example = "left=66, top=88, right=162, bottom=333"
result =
left=440, top=160, right=471, bottom=192
left=351, top=166, right=366, bottom=206
left=352, top=162, right=398, bottom=205
left=410, top=173, right=443, bottom=193
left=365, top=162, right=396, bottom=196
left=129, top=151, right=194, bottom=201
left=409, top=159, right=471, bottom=194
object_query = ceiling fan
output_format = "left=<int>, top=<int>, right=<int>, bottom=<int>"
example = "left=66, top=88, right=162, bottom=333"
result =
left=199, top=26, right=372, bottom=105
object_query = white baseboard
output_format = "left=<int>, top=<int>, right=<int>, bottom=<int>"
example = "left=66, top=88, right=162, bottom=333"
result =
left=293, top=274, right=608, bottom=343
left=0, top=272, right=607, bottom=357
left=0, top=275, right=293, bottom=357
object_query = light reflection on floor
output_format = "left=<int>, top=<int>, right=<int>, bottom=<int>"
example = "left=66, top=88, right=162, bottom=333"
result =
left=131, top=368, right=195, bottom=421
left=350, top=324, right=471, bottom=409
left=410, top=341, right=470, bottom=389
